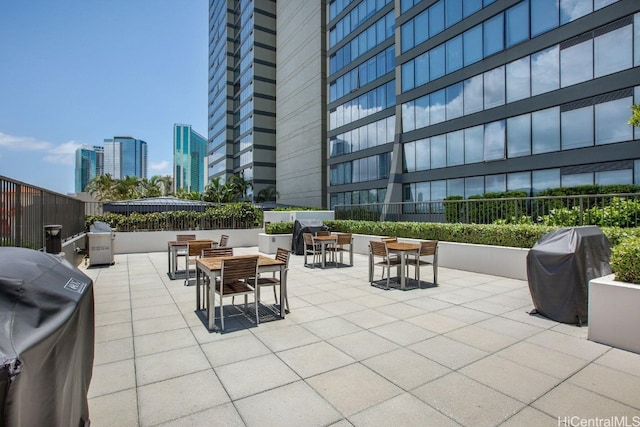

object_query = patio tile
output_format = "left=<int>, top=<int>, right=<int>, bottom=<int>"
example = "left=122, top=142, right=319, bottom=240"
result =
left=350, top=293, right=397, bottom=308
left=594, top=348, right=640, bottom=377
left=154, top=403, right=245, bottom=427
left=525, top=330, right=609, bottom=361
left=277, top=341, right=355, bottom=378
left=301, top=316, right=363, bottom=340
left=94, top=299, right=131, bottom=314
left=460, top=355, right=561, bottom=403
left=284, top=304, right=334, bottom=324
left=306, top=364, right=403, bottom=417
left=349, top=392, right=459, bottom=427
left=362, top=348, right=451, bottom=390
left=214, top=353, right=299, bottom=400
left=132, top=313, right=189, bottom=336
left=137, top=370, right=230, bottom=426
left=444, top=324, right=519, bottom=353
left=94, top=309, right=132, bottom=327
left=94, top=322, right=132, bottom=344
left=498, top=406, right=557, bottom=427
left=413, top=372, right=524, bottom=427
left=532, top=382, right=639, bottom=420
left=435, top=305, right=493, bottom=324
left=369, top=320, right=436, bottom=346
left=94, top=337, right=133, bottom=366
left=328, top=330, right=399, bottom=361
left=88, top=359, right=136, bottom=399
left=131, top=302, right=181, bottom=321
left=408, top=335, right=489, bottom=370
left=200, top=334, right=271, bottom=367
left=374, top=302, right=430, bottom=320
left=300, top=290, right=345, bottom=305
left=568, top=363, right=640, bottom=409
left=88, top=388, right=138, bottom=427
left=318, top=299, right=369, bottom=316
left=340, top=308, right=399, bottom=329
left=473, top=316, right=544, bottom=340
left=460, top=298, right=517, bottom=315
left=134, top=328, right=197, bottom=357
left=253, top=324, right=321, bottom=352
left=496, top=341, right=588, bottom=379
left=405, top=312, right=468, bottom=334
left=130, top=294, right=175, bottom=309
left=404, top=296, right=454, bottom=312
left=135, top=346, right=210, bottom=386
left=235, top=380, right=342, bottom=427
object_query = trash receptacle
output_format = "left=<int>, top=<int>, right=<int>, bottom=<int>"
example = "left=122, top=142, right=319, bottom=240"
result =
left=88, top=221, right=115, bottom=266
left=44, top=224, right=63, bottom=254
left=0, top=247, right=94, bottom=427
left=526, top=226, right=612, bottom=325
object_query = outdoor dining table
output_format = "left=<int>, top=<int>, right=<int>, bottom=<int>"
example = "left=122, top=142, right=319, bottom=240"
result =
left=385, top=241, right=420, bottom=290
left=313, top=234, right=338, bottom=268
left=195, top=255, right=286, bottom=331
left=166, top=239, right=218, bottom=279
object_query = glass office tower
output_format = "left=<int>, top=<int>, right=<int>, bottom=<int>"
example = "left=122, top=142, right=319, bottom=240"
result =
left=174, top=124, right=208, bottom=192
left=103, top=136, right=148, bottom=180
left=208, top=0, right=277, bottom=200
left=74, top=145, right=103, bottom=193
left=327, top=0, right=640, bottom=207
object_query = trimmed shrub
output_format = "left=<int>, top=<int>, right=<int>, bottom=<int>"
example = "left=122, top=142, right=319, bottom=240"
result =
left=610, top=236, right=640, bottom=284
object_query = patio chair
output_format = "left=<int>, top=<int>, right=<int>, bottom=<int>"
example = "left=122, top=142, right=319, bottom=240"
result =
left=249, top=247, right=290, bottom=313
left=174, top=234, right=196, bottom=267
left=328, top=233, right=353, bottom=266
left=315, top=230, right=331, bottom=236
left=406, top=240, right=438, bottom=285
left=218, top=234, right=229, bottom=247
left=369, top=240, right=402, bottom=289
left=214, top=255, right=259, bottom=331
left=201, top=247, right=234, bottom=315
left=303, top=232, right=321, bottom=267
left=184, top=239, right=215, bottom=286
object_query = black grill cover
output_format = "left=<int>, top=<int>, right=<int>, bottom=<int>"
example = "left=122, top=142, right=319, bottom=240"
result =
left=291, top=219, right=328, bottom=255
left=526, top=226, right=611, bottom=325
left=0, top=248, right=94, bottom=427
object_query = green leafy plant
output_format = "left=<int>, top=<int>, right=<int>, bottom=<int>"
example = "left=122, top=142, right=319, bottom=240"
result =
left=610, top=236, right=640, bottom=284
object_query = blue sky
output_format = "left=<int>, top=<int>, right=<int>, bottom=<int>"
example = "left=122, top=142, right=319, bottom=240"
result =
left=0, top=0, right=208, bottom=194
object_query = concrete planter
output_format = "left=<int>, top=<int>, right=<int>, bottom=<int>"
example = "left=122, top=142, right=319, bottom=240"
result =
left=588, top=274, right=640, bottom=354
left=258, top=233, right=529, bottom=280
left=113, top=229, right=261, bottom=254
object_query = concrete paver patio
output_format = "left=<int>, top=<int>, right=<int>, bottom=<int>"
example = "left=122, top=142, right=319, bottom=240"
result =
left=83, top=247, right=640, bottom=426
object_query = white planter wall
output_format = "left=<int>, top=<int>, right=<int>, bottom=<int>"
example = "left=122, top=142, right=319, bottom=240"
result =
left=258, top=233, right=529, bottom=280
left=113, top=229, right=261, bottom=254
left=263, top=210, right=334, bottom=228
left=588, top=274, right=640, bottom=354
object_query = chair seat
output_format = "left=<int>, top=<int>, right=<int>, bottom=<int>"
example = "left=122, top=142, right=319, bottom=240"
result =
left=216, top=280, right=254, bottom=295
left=252, top=277, right=280, bottom=285
left=374, top=258, right=401, bottom=267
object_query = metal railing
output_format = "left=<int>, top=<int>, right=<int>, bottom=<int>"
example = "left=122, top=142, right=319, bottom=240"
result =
left=1, top=176, right=86, bottom=250
left=335, top=193, right=640, bottom=227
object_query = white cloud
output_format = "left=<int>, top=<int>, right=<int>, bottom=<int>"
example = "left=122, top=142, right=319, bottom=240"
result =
left=43, top=140, right=83, bottom=165
left=150, top=160, right=171, bottom=174
left=0, top=132, right=52, bottom=151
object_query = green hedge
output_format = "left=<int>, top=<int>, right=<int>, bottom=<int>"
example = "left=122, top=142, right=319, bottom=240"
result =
left=86, top=203, right=262, bottom=231
left=610, top=236, right=640, bottom=284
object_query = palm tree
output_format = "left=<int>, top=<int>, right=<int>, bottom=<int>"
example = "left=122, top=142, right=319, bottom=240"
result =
left=629, top=104, right=640, bottom=127
left=256, top=185, right=279, bottom=203
left=158, top=175, right=174, bottom=196
left=86, top=174, right=117, bottom=201
left=203, top=176, right=231, bottom=203
left=114, top=176, right=141, bottom=200
left=140, top=175, right=163, bottom=198
left=228, top=173, right=253, bottom=202
left=176, top=187, right=202, bottom=200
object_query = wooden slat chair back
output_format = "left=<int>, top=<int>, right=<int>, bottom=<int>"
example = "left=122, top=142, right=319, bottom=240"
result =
left=218, top=234, right=229, bottom=247
left=200, top=246, right=234, bottom=313
left=407, top=240, right=439, bottom=285
left=184, top=240, right=215, bottom=285
left=369, top=240, right=401, bottom=289
left=303, top=232, right=321, bottom=267
left=328, top=233, right=353, bottom=266
left=176, top=234, right=196, bottom=242
left=215, top=255, right=260, bottom=330
left=315, top=230, right=331, bottom=236
left=249, top=248, right=290, bottom=313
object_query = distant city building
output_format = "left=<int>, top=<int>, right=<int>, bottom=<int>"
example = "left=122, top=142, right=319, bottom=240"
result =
left=74, top=145, right=103, bottom=193
left=174, top=124, right=208, bottom=192
left=103, top=136, right=148, bottom=180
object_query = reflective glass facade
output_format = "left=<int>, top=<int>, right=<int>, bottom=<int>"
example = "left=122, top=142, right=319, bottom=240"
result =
left=174, top=124, right=208, bottom=192
left=74, top=145, right=103, bottom=193
left=328, top=0, right=640, bottom=207
left=208, top=0, right=276, bottom=199
left=103, top=137, right=147, bottom=180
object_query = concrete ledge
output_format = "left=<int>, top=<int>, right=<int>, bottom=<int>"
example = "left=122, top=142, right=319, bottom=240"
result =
left=588, top=274, right=640, bottom=354
left=259, top=233, right=529, bottom=280
left=113, top=229, right=261, bottom=254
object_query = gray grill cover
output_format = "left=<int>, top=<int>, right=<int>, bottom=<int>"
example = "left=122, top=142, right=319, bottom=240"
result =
left=291, top=219, right=329, bottom=255
left=0, top=248, right=94, bottom=427
left=526, top=226, right=612, bottom=325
